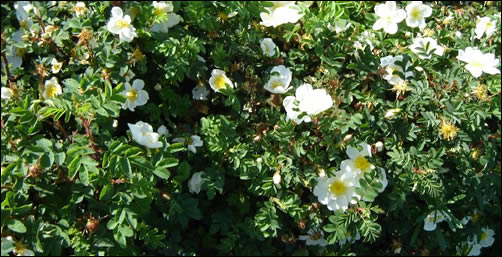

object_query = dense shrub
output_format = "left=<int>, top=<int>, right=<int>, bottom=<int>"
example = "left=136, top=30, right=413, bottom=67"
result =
left=1, top=1, right=500, bottom=256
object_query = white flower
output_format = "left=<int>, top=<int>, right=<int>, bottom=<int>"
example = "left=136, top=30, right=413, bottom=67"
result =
left=151, top=1, right=182, bottom=33
left=405, top=1, right=432, bottom=30
left=273, top=171, right=281, bottom=185
left=380, top=55, right=414, bottom=85
left=372, top=1, right=406, bottom=34
left=375, top=141, right=384, bottom=152
left=475, top=17, right=497, bottom=39
left=123, top=69, right=135, bottom=82
left=260, top=1, right=303, bottom=28
left=264, top=65, right=292, bottom=94
left=458, top=236, right=482, bottom=256
left=172, top=135, right=203, bottom=154
left=208, top=69, right=234, bottom=92
left=51, top=58, right=63, bottom=73
left=423, top=210, right=449, bottom=231
left=1, top=87, right=13, bottom=100
left=2, top=236, right=35, bottom=256
left=296, top=83, right=333, bottom=116
left=121, top=79, right=149, bottom=112
left=457, top=47, right=500, bottom=78
left=479, top=227, right=495, bottom=248
left=313, top=168, right=359, bottom=211
left=328, top=19, right=351, bottom=34
left=192, top=85, right=210, bottom=100
left=298, top=228, right=328, bottom=247
left=340, top=142, right=375, bottom=176
left=107, top=7, right=137, bottom=43
left=14, top=1, right=33, bottom=21
left=260, top=38, right=276, bottom=57
left=158, top=125, right=169, bottom=136
left=461, top=216, right=472, bottom=225
left=188, top=171, right=205, bottom=194
left=338, top=231, right=361, bottom=246
left=2, top=46, right=23, bottom=73
left=455, top=31, right=462, bottom=38
left=128, top=121, right=163, bottom=148
left=73, top=2, right=87, bottom=17
left=151, top=13, right=182, bottom=33
left=283, top=96, right=311, bottom=124
left=409, top=37, right=444, bottom=59
left=43, top=77, right=62, bottom=100
left=354, top=31, right=375, bottom=51
left=385, top=108, right=401, bottom=119
left=283, top=83, right=333, bottom=124
left=153, top=1, right=173, bottom=14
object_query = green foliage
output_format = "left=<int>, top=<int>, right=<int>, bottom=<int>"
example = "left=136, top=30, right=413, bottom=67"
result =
left=1, top=1, right=501, bottom=256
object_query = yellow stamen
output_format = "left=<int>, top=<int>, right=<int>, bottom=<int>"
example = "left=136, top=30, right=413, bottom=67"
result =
left=354, top=155, right=371, bottom=172
left=480, top=232, right=488, bottom=241
left=118, top=19, right=130, bottom=29
left=271, top=80, right=283, bottom=89
left=127, top=89, right=138, bottom=102
left=411, top=8, right=421, bottom=20
left=46, top=85, right=58, bottom=98
left=329, top=180, right=347, bottom=196
left=439, top=120, right=458, bottom=141
left=214, top=75, right=227, bottom=90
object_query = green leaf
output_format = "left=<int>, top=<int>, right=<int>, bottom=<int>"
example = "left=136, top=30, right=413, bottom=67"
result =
left=120, top=157, right=132, bottom=178
left=68, top=157, right=82, bottom=179
left=7, top=219, right=27, bottom=233
left=79, top=166, right=89, bottom=186
left=152, top=168, right=170, bottom=180
left=157, top=158, right=179, bottom=169
left=166, top=142, right=185, bottom=153
left=100, top=184, right=114, bottom=201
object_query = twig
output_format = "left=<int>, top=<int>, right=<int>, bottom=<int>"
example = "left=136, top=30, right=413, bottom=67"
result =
left=80, top=116, right=100, bottom=161
left=1, top=52, right=11, bottom=85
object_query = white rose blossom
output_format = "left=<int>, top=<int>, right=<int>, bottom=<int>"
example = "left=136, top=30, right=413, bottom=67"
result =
left=192, top=85, right=210, bottom=100
left=409, top=37, right=444, bottom=59
left=106, top=7, right=137, bottom=43
left=188, top=171, right=205, bottom=194
left=151, top=1, right=183, bottom=33
left=313, top=166, right=359, bottom=211
left=1, top=87, right=13, bottom=100
left=282, top=83, right=333, bottom=124
left=457, top=47, right=500, bottom=78
left=423, top=210, right=450, bottom=231
left=340, top=142, right=375, bottom=176
left=2, top=236, right=35, bottom=256
left=128, top=121, right=163, bottom=148
left=264, top=65, right=293, bottom=94
left=208, top=69, right=234, bottom=92
left=43, top=77, right=62, bottom=100
left=298, top=228, right=328, bottom=247
left=121, top=79, right=149, bottom=112
left=260, top=1, right=304, bottom=28
left=172, top=135, right=203, bottom=154
left=478, top=227, right=495, bottom=248
left=405, top=1, right=432, bottom=30
left=73, top=2, right=88, bottom=17
left=260, top=38, right=277, bottom=57
left=475, top=16, right=497, bottom=39
left=372, top=1, right=406, bottom=34
left=51, top=58, right=63, bottom=73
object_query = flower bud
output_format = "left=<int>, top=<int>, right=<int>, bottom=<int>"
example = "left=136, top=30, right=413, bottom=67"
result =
left=273, top=171, right=281, bottom=185
left=375, top=141, right=384, bottom=152
left=385, top=108, right=401, bottom=119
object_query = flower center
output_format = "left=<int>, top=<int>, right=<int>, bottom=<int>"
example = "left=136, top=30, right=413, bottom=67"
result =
left=127, top=89, right=138, bottom=102
left=354, top=155, right=371, bottom=172
left=329, top=180, right=347, bottom=196
left=118, top=19, right=130, bottom=29
left=15, top=242, right=25, bottom=255
left=471, top=60, right=484, bottom=69
left=309, top=232, right=322, bottom=240
left=271, top=80, right=283, bottom=89
left=214, top=75, right=227, bottom=89
left=480, top=232, right=488, bottom=241
left=153, top=7, right=164, bottom=16
left=385, top=16, right=392, bottom=23
left=46, top=85, right=58, bottom=98
left=486, top=21, right=492, bottom=28
left=411, top=8, right=421, bottom=20
left=439, top=122, right=458, bottom=140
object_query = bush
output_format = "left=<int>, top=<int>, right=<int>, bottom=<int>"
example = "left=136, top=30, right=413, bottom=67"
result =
left=1, top=1, right=500, bottom=256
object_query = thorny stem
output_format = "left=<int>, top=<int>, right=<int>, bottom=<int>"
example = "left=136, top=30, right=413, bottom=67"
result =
left=54, top=120, right=70, bottom=142
left=80, top=116, right=100, bottom=161
left=1, top=52, right=11, bottom=85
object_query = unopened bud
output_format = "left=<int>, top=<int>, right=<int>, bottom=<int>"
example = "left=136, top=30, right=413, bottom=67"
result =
left=273, top=171, right=281, bottom=185
left=256, top=157, right=263, bottom=163
left=375, top=141, right=384, bottom=152
left=385, top=108, right=401, bottom=119
left=343, top=134, right=353, bottom=143
left=154, top=83, right=162, bottom=91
